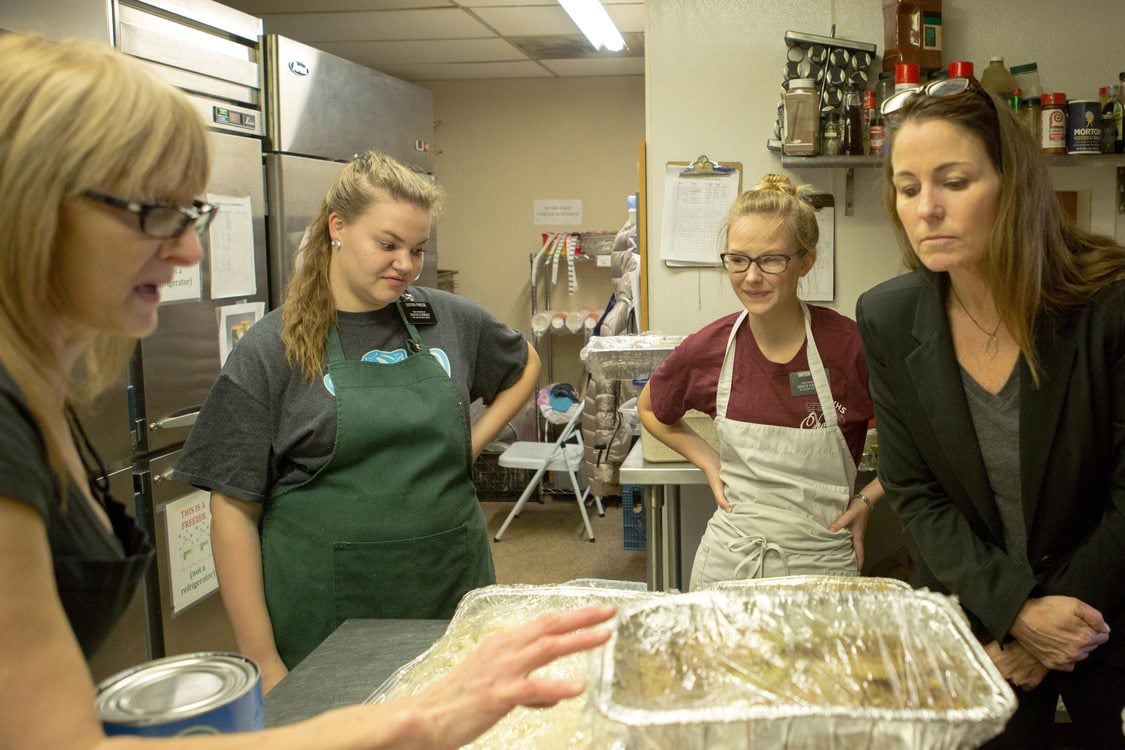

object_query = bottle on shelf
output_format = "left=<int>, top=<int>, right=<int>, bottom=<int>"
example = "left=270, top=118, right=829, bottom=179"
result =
left=1040, top=93, right=1068, bottom=155
left=979, top=56, right=1015, bottom=108
left=1011, top=63, right=1042, bottom=101
left=1105, top=83, right=1124, bottom=154
left=783, top=78, right=820, bottom=156
left=947, top=60, right=974, bottom=79
left=882, top=0, right=943, bottom=75
left=841, top=88, right=866, bottom=156
left=894, top=63, right=920, bottom=93
left=822, top=111, right=842, bottom=156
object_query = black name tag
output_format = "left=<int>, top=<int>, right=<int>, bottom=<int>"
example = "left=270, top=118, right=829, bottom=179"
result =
left=401, top=299, right=437, bottom=325
left=789, top=369, right=829, bottom=396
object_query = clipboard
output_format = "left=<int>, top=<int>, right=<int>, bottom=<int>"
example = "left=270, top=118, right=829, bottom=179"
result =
left=660, top=155, right=743, bottom=267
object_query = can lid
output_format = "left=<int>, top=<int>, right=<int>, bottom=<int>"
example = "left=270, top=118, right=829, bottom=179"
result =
left=1041, top=92, right=1067, bottom=106
left=789, top=78, right=815, bottom=88
left=947, top=61, right=974, bottom=78
left=894, top=63, right=920, bottom=84
left=96, top=653, right=259, bottom=726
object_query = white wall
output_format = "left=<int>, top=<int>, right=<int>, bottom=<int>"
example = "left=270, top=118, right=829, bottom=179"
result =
left=643, top=0, right=1124, bottom=334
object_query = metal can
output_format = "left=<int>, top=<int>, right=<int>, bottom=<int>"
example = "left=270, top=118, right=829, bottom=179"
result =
left=1066, top=100, right=1103, bottom=154
left=96, top=653, right=263, bottom=737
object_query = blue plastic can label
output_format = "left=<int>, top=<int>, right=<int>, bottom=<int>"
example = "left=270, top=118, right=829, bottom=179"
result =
left=96, top=653, right=263, bottom=737
left=1067, top=100, right=1102, bottom=154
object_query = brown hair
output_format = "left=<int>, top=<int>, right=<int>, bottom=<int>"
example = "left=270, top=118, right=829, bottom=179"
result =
left=723, top=173, right=820, bottom=259
left=882, top=87, right=1125, bottom=381
left=0, top=34, right=209, bottom=489
left=282, top=151, right=446, bottom=381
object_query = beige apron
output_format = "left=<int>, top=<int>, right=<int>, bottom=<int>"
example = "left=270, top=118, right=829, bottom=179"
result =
left=689, top=305, right=858, bottom=590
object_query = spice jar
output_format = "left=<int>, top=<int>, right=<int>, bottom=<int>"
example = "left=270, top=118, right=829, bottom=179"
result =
left=1040, top=93, right=1067, bottom=155
left=783, top=78, right=819, bottom=156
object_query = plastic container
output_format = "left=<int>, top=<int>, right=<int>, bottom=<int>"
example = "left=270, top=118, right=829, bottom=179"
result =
left=1040, top=93, right=1068, bottom=154
left=783, top=78, right=820, bottom=156
left=1020, top=96, right=1042, bottom=144
left=979, top=56, right=1015, bottom=107
left=882, top=0, right=943, bottom=74
left=1011, top=62, right=1042, bottom=100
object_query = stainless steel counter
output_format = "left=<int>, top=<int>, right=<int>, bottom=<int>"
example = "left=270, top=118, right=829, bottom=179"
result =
left=619, top=440, right=707, bottom=591
left=264, top=619, right=448, bottom=727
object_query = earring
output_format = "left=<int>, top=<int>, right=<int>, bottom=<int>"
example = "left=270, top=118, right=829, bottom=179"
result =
left=330, top=239, right=341, bottom=250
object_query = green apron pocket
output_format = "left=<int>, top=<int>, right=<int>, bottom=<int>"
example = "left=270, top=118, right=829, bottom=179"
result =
left=332, top=522, right=490, bottom=624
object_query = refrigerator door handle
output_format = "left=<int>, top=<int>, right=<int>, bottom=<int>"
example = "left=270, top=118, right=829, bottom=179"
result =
left=148, top=411, right=200, bottom=432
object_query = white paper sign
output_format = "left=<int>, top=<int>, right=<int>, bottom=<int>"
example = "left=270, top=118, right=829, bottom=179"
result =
left=218, top=301, right=266, bottom=365
left=162, top=263, right=203, bottom=302
left=164, top=490, right=219, bottom=613
left=207, top=193, right=257, bottom=300
left=534, top=199, right=582, bottom=226
left=801, top=196, right=835, bottom=302
left=659, top=165, right=740, bottom=266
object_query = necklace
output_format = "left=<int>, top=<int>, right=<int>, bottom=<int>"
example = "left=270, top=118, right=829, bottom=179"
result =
left=950, top=286, right=1001, bottom=359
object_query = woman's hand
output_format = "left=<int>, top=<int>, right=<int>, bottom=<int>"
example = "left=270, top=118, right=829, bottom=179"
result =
left=984, top=640, right=1050, bottom=690
left=1010, top=596, right=1110, bottom=670
left=828, top=495, right=870, bottom=570
left=407, top=604, right=615, bottom=750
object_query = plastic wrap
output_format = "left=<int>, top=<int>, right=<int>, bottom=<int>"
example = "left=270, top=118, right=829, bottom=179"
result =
left=366, top=583, right=659, bottom=749
left=588, top=589, right=1016, bottom=750
left=579, top=335, right=685, bottom=381
left=704, top=574, right=913, bottom=594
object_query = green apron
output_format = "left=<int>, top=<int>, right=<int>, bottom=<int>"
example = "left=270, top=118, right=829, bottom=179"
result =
left=261, top=302, right=495, bottom=668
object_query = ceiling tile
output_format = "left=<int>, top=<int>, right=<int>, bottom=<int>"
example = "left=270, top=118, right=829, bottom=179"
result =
left=398, top=60, right=553, bottom=80
left=223, top=0, right=457, bottom=13
left=454, top=0, right=555, bottom=6
left=539, top=57, right=645, bottom=76
left=472, top=5, right=579, bottom=37
left=318, top=38, right=528, bottom=66
left=606, top=3, right=644, bottom=33
left=260, top=8, right=493, bottom=42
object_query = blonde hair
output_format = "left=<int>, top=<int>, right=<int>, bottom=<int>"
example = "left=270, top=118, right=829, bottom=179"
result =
left=883, top=89, right=1125, bottom=382
left=282, top=150, right=446, bottom=381
left=0, top=34, right=210, bottom=488
left=723, top=174, right=820, bottom=259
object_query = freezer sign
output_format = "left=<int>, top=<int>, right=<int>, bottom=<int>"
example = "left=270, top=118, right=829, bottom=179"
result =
left=212, top=106, right=256, bottom=131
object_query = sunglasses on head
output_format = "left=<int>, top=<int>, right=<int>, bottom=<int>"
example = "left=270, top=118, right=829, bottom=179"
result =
left=880, top=76, right=996, bottom=119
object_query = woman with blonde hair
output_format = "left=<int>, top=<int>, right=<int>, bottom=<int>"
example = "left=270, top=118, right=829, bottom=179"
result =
left=858, top=75, right=1125, bottom=746
left=638, top=174, right=883, bottom=589
left=0, top=33, right=609, bottom=749
left=176, top=150, right=541, bottom=690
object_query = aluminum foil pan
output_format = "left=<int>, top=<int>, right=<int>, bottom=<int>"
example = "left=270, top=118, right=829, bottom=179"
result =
left=366, top=583, right=659, bottom=749
left=704, top=574, right=913, bottom=594
left=580, top=334, right=685, bottom=381
left=588, top=589, right=1016, bottom=750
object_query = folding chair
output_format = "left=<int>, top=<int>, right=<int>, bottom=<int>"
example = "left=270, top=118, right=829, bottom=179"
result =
left=492, top=399, right=604, bottom=542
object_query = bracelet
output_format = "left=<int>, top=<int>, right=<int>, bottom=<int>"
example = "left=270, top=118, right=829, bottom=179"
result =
left=856, top=493, right=873, bottom=510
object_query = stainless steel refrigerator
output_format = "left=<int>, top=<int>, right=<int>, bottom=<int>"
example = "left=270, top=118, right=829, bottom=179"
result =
left=2, top=0, right=266, bottom=681
left=262, top=33, right=438, bottom=303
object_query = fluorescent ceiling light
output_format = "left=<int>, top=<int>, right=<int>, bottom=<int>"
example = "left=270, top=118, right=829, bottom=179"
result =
left=558, top=0, right=626, bottom=52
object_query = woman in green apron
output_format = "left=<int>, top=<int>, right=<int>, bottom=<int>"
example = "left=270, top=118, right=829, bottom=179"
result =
left=638, top=174, right=884, bottom=587
left=176, top=152, right=540, bottom=690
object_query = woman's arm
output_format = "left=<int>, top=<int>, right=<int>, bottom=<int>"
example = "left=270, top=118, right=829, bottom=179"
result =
left=637, top=382, right=728, bottom=511
left=0, top=496, right=615, bottom=750
left=828, top=478, right=884, bottom=570
left=470, top=344, right=540, bottom=460
left=210, top=491, right=289, bottom=694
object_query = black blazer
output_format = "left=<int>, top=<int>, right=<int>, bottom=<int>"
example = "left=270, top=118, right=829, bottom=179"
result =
left=857, top=271, right=1125, bottom=665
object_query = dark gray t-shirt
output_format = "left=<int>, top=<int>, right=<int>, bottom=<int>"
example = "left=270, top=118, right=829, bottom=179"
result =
left=173, top=287, right=527, bottom=502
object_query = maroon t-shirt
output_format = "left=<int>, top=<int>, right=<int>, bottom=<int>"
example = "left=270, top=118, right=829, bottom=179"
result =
left=647, top=306, right=873, bottom=465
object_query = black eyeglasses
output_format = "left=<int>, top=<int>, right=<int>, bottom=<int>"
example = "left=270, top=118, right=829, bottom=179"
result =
left=719, top=251, right=804, bottom=275
left=82, top=190, right=217, bottom=239
left=880, top=76, right=995, bottom=119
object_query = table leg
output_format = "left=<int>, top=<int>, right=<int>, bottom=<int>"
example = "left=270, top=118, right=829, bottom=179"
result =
left=667, top=484, right=681, bottom=590
left=645, top=484, right=664, bottom=591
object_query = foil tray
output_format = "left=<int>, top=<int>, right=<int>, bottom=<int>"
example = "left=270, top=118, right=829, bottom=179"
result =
left=589, top=589, right=1016, bottom=750
left=580, top=335, right=685, bottom=381
left=365, top=583, right=660, bottom=750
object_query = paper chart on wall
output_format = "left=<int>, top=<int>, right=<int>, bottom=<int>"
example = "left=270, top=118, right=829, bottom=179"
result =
left=659, top=164, right=741, bottom=266
left=801, top=194, right=835, bottom=302
left=207, top=192, right=257, bottom=300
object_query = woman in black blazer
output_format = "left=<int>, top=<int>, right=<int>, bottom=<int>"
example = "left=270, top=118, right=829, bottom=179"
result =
left=857, top=77, right=1125, bottom=747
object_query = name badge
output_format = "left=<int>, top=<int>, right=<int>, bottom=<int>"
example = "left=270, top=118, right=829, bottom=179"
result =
left=401, top=299, right=437, bottom=325
left=789, top=369, right=829, bottom=396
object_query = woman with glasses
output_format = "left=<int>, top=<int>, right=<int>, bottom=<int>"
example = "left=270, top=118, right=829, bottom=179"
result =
left=0, top=34, right=613, bottom=749
left=857, top=77, right=1125, bottom=746
left=638, top=174, right=883, bottom=590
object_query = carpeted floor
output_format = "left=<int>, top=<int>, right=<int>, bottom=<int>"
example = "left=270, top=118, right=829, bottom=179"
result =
left=480, top=496, right=647, bottom=586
